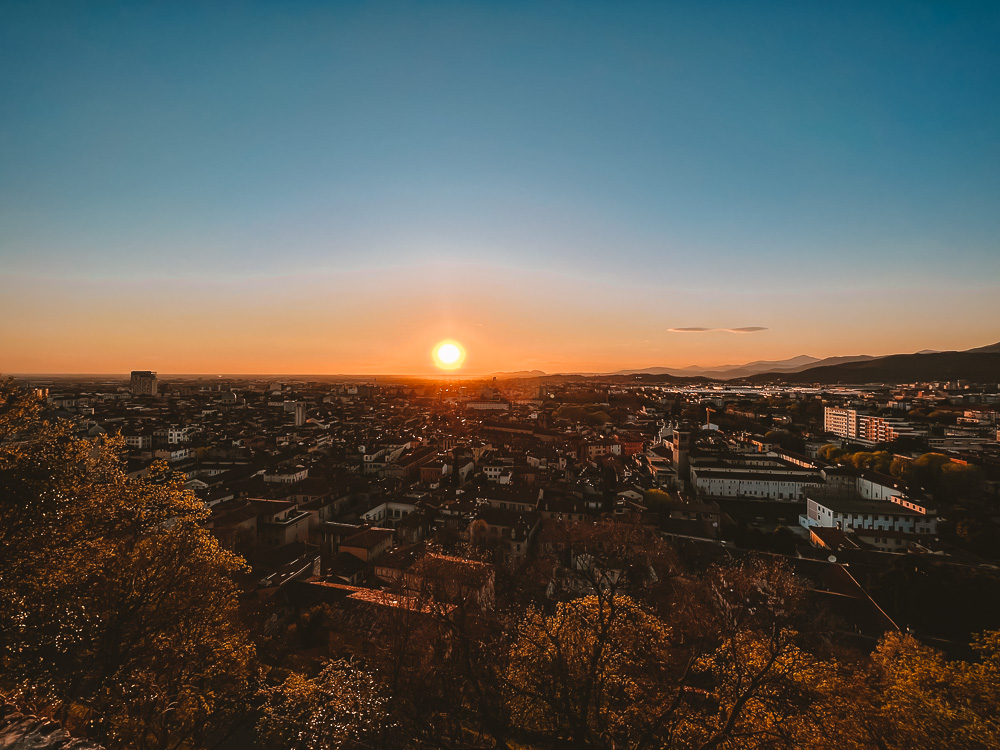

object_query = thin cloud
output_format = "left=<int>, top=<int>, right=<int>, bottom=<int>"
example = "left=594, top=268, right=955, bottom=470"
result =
left=668, top=326, right=768, bottom=333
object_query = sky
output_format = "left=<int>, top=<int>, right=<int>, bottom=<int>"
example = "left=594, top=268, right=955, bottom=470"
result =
left=2, top=1, right=999, bottom=376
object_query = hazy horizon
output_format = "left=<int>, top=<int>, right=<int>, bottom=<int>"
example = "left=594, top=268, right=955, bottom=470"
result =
left=7, top=334, right=998, bottom=381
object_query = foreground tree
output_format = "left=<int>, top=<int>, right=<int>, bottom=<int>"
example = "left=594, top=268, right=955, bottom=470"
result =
left=852, top=631, right=1000, bottom=750
left=258, top=659, right=388, bottom=750
left=506, top=594, right=677, bottom=749
left=0, top=380, right=257, bottom=749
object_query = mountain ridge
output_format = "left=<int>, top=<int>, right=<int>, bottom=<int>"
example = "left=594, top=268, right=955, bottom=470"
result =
left=742, top=347, right=1000, bottom=385
left=487, top=341, right=1000, bottom=384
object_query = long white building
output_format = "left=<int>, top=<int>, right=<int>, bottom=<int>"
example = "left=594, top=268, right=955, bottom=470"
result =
left=689, top=453, right=824, bottom=501
left=823, top=407, right=921, bottom=444
left=802, top=495, right=937, bottom=536
left=691, top=468, right=822, bottom=501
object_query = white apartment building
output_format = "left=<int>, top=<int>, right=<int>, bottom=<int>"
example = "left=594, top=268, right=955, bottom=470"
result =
left=361, top=499, right=418, bottom=526
left=823, top=407, right=921, bottom=445
left=802, top=496, right=937, bottom=536
left=122, top=432, right=152, bottom=449
left=691, top=468, right=822, bottom=501
left=263, top=465, right=309, bottom=484
left=824, top=407, right=859, bottom=438
left=801, top=470, right=937, bottom=536
left=154, top=425, right=194, bottom=444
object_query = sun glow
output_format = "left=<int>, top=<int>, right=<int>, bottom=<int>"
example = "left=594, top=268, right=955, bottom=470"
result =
left=433, top=340, right=466, bottom=370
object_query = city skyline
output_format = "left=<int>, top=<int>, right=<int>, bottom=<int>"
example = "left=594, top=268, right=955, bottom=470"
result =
left=2, top=2, right=999, bottom=375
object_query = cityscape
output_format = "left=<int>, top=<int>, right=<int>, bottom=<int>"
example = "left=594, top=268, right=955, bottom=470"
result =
left=3, top=2, right=1000, bottom=750
left=4, top=351, right=1000, bottom=749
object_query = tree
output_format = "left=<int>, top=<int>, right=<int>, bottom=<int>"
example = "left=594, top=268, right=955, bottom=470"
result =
left=555, top=404, right=611, bottom=426
left=818, top=444, right=844, bottom=462
left=690, top=628, right=832, bottom=750
left=848, top=451, right=892, bottom=474
left=854, top=631, right=1000, bottom=750
left=506, top=594, right=678, bottom=749
left=505, top=556, right=849, bottom=750
left=644, top=488, right=678, bottom=513
left=535, top=519, right=677, bottom=603
left=767, top=526, right=797, bottom=556
left=0, top=379, right=257, bottom=749
left=939, top=462, right=985, bottom=501
left=258, top=659, right=388, bottom=750
left=908, top=452, right=951, bottom=489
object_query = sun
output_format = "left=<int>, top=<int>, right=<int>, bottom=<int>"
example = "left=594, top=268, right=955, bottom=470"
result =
left=432, top=340, right=466, bottom=371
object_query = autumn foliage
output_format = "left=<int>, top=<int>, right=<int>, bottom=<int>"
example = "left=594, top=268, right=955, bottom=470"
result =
left=0, top=380, right=256, bottom=749
left=2, top=379, right=1000, bottom=749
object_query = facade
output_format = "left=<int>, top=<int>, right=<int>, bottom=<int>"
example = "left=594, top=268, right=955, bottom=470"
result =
left=856, top=415, right=920, bottom=444
left=802, top=495, right=937, bottom=536
left=691, top=468, right=821, bottom=501
left=340, top=528, right=395, bottom=563
left=672, top=426, right=691, bottom=488
left=130, top=370, right=158, bottom=397
left=264, top=465, right=309, bottom=484
left=121, top=432, right=152, bottom=449
left=465, top=400, right=510, bottom=411
left=579, top=440, right=622, bottom=461
left=255, top=501, right=311, bottom=548
left=361, top=499, right=418, bottom=527
left=154, top=425, right=192, bottom=444
left=824, top=407, right=859, bottom=439
left=823, top=407, right=920, bottom=445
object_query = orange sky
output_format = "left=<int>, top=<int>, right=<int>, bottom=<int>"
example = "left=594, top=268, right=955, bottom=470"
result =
left=3, top=264, right=997, bottom=376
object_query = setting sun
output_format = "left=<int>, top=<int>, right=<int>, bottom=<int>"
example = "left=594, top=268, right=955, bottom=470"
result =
left=433, top=340, right=466, bottom=371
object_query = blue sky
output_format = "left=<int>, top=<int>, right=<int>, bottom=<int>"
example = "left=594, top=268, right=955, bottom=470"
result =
left=2, top=1, right=999, bottom=373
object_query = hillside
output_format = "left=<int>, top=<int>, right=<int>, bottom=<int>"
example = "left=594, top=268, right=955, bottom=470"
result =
left=965, top=341, right=1000, bottom=354
left=742, top=350, right=1000, bottom=385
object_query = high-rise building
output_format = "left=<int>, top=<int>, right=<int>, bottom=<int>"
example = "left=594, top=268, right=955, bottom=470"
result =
left=824, top=407, right=858, bottom=439
left=130, top=370, right=158, bottom=397
left=824, top=406, right=919, bottom=444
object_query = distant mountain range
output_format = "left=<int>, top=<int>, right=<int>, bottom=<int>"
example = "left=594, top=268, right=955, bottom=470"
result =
left=484, top=370, right=548, bottom=378
left=489, top=342, right=1000, bottom=385
left=743, top=348, right=1000, bottom=385
left=964, top=342, right=1000, bottom=355
left=608, top=353, right=879, bottom=379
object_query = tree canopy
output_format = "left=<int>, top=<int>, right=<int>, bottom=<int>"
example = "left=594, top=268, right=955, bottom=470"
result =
left=0, top=379, right=256, bottom=750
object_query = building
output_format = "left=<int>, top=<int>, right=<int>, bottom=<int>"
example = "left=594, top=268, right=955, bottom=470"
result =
left=672, top=424, right=691, bottom=488
left=691, top=468, right=822, bottom=501
left=823, top=407, right=920, bottom=445
left=340, top=527, right=395, bottom=563
left=465, top=399, right=510, bottom=411
left=255, top=500, right=312, bottom=548
left=824, top=407, right=860, bottom=439
left=801, top=495, right=937, bottom=536
left=130, top=370, right=158, bottom=397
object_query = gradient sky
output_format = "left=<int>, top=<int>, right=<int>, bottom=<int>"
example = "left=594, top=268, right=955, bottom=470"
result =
left=2, top=1, right=999, bottom=375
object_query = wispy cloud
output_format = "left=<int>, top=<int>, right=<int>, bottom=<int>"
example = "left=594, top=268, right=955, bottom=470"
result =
left=668, top=326, right=768, bottom=333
